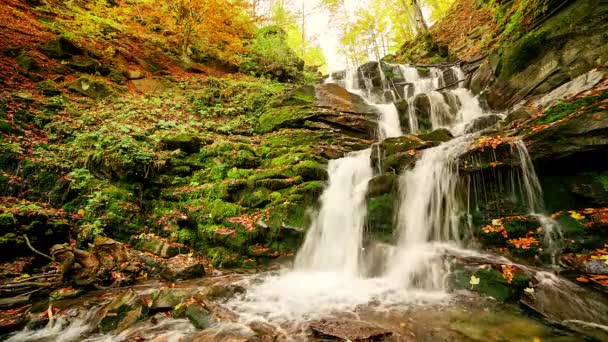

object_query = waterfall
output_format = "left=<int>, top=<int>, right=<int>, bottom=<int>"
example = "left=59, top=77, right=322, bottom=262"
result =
left=294, top=149, right=373, bottom=276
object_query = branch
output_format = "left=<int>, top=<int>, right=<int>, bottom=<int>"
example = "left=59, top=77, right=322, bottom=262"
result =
left=434, top=79, right=466, bottom=92
left=23, top=234, right=53, bottom=260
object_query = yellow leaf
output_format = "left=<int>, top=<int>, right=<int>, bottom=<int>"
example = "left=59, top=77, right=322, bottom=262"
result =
left=470, top=275, right=480, bottom=286
left=570, top=211, right=585, bottom=220
left=533, top=337, right=541, bottom=342
left=78, top=209, right=86, bottom=216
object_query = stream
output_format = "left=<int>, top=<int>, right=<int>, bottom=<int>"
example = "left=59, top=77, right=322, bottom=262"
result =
left=7, top=63, right=608, bottom=341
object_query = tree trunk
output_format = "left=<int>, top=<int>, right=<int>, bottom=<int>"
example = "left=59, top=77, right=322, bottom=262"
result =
left=411, top=0, right=429, bottom=34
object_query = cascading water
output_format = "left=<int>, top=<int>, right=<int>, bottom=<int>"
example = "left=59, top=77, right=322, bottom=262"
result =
left=294, top=149, right=373, bottom=276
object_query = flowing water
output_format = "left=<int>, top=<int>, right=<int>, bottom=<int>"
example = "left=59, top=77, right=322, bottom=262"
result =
left=7, top=63, right=599, bottom=341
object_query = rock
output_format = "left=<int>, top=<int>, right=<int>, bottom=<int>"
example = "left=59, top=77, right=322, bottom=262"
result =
left=468, top=62, right=494, bottom=95
left=418, top=128, right=454, bottom=142
left=524, top=105, right=608, bottom=161
left=367, top=193, right=396, bottom=243
left=123, top=69, right=145, bottom=80
left=464, top=114, right=502, bottom=134
left=96, top=290, right=148, bottom=334
left=442, top=68, right=459, bottom=89
left=198, top=284, right=246, bottom=301
left=131, top=78, right=169, bottom=94
left=160, top=254, right=205, bottom=281
left=41, top=37, right=82, bottom=59
left=108, top=70, right=126, bottom=85
left=411, top=94, right=433, bottom=132
left=367, top=173, right=398, bottom=197
left=315, top=83, right=376, bottom=114
left=133, top=234, right=187, bottom=258
left=0, top=305, right=29, bottom=335
left=15, top=52, right=39, bottom=72
left=67, top=77, right=112, bottom=98
left=161, top=133, right=202, bottom=153
left=503, top=107, right=533, bottom=127
left=35, top=80, right=61, bottom=96
left=521, top=272, right=608, bottom=334
left=394, top=99, right=411, bottom=133
left=150, top=287, right=193, bottom=311
left=309, top=319, right=393, bottom=341
left=66, top=57, right=103, bottom=74
left=186, top=304, right=212, bottom=330
left=357, top=61, right=383, bottom=90
left=49, top=287, right=84, bottom=301
left=371, top=135, right=427, bottom=173
left=534, top=69, right=606, bottom=110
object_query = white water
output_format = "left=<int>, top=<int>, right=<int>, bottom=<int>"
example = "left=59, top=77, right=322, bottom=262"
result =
left=294, top=149, right=373, bottom=276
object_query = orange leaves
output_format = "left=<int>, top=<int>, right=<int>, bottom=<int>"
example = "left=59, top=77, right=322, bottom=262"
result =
left=475, top=136, right=507, bottom=151
left=507, top=236, right=539, bottom=250
left=227, top=212, right=263, bottom=231
left=576, top=276, right=590, bottom=283
left=501, top=265, right=514, bottom=284
left=215, top=228, right=236, bottom=236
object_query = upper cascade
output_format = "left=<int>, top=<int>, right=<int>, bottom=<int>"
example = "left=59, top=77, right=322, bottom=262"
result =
left=327, top=61, right=485, bottom=138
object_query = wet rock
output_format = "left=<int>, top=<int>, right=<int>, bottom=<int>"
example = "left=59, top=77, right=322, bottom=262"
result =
left=309, top=319, right=393, bottom=341
left=394, top=99, right=411, bottom=133
left=464, top=114, right=502, bottom=134
left=67, top=77, right=112, bottom=98
left=357, top=61, right=383, bottom=90
left=315, top=83, right=376, bottom=114
left=442, top=68, right=459, bottom=89
left=371, top=135, right=427, bottom=173
left=96, top=290, right=148, bottom=334
left=521, top=272, right=608, bottom=335
left=133, top=234, right=187, bottom=258
left=418, top=128, right=454, bottom=142
left=197, top=284, right=246, bottom=301
left=468, top=62, right=494, bottom=95
left=160, top=254, right=205, bottom=281
left=534, top=69, right=605, bottom=110
left=412, top=94, right=432, bottom=132
left=186, top=307, right=212, bottom=331
left=503, top=107, right=533, bottom=127
left=367, top=173, right=398, bottom=197
left=0, top=305, right=29, bottom=335
left=150, top=287, right=193, bottom=311
left=524, top=105, right=608, bottom=161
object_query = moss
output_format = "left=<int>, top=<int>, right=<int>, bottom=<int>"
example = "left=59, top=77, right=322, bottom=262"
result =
left=451, top=268, right=529, bottom=302
left=206, top=247, right=243, bottom=268
left=532, top=90, right=608, bottom=125
left=257, top=106, right=312, bottom=133
left=367, top=194, right=396, bottom=243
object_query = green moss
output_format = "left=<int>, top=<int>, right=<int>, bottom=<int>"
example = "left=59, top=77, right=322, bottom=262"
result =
left=367, top=194, right=395, bottom=243
left=206, top=247, right=243, bottom=268
left=451, top=268, right=529, bottom=302
left=532, top=90, right=608, bottom=125
left=257, top=106, right=312, bottom=133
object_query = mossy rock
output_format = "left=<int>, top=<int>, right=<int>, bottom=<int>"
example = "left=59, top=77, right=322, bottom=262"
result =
left=278, top=85, right=315, bottom=106
left=161, top=133, right=202, bottom=154
left=368, top=174, right=398, bottom=197
left=451, top=268, right=528, bottom=302
left=41, top=37, right=82, bottom=59
left=367, top=193, right=396, bottom=243
left=67, top=77, right=112, bottom=98
left=418, top=128, right=454, bottom=143
left=96, top=290, right=148, bottom=334
left=257, top=106, right=313, bottom=133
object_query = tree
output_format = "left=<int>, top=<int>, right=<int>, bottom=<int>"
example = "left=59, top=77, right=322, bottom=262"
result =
left=145, top=0, right=254, bottom=63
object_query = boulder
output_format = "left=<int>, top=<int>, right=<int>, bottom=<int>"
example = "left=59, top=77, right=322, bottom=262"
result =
left=96, top=290, right=148, bottom=334
left=418, top=128, right=454, bottom=142
left=315, top=83, right=376, bottom=114
left=464, top=114, right=502, bottom=134
left=367, top=173, right=398, bottom=197
left=309, top=319, right=393, bottom=341
left=161, top=133, right=202, bottom=154
left=503, top=107, right=533, bottom=127
left=150, top=287, right=193, bottom=311
left=160, top=254, right=205, bottom=281
left=186, top=304, right=212, bottom=330
left=123, top=69, right=145, bottom=80
left=133, top=234, right=186, bottom=258
left=67, top=77, right=112, bottom=98
left=41, top=37, right=82, bottom=59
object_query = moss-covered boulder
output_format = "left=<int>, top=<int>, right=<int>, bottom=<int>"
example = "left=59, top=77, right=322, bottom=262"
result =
left=418, top=128, right=454, bottom=142
left=96, top=290, right=148, bottom=334
left=67, top=77, right=112, bottom=98
left=161, top=133, right=202, bottom=154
